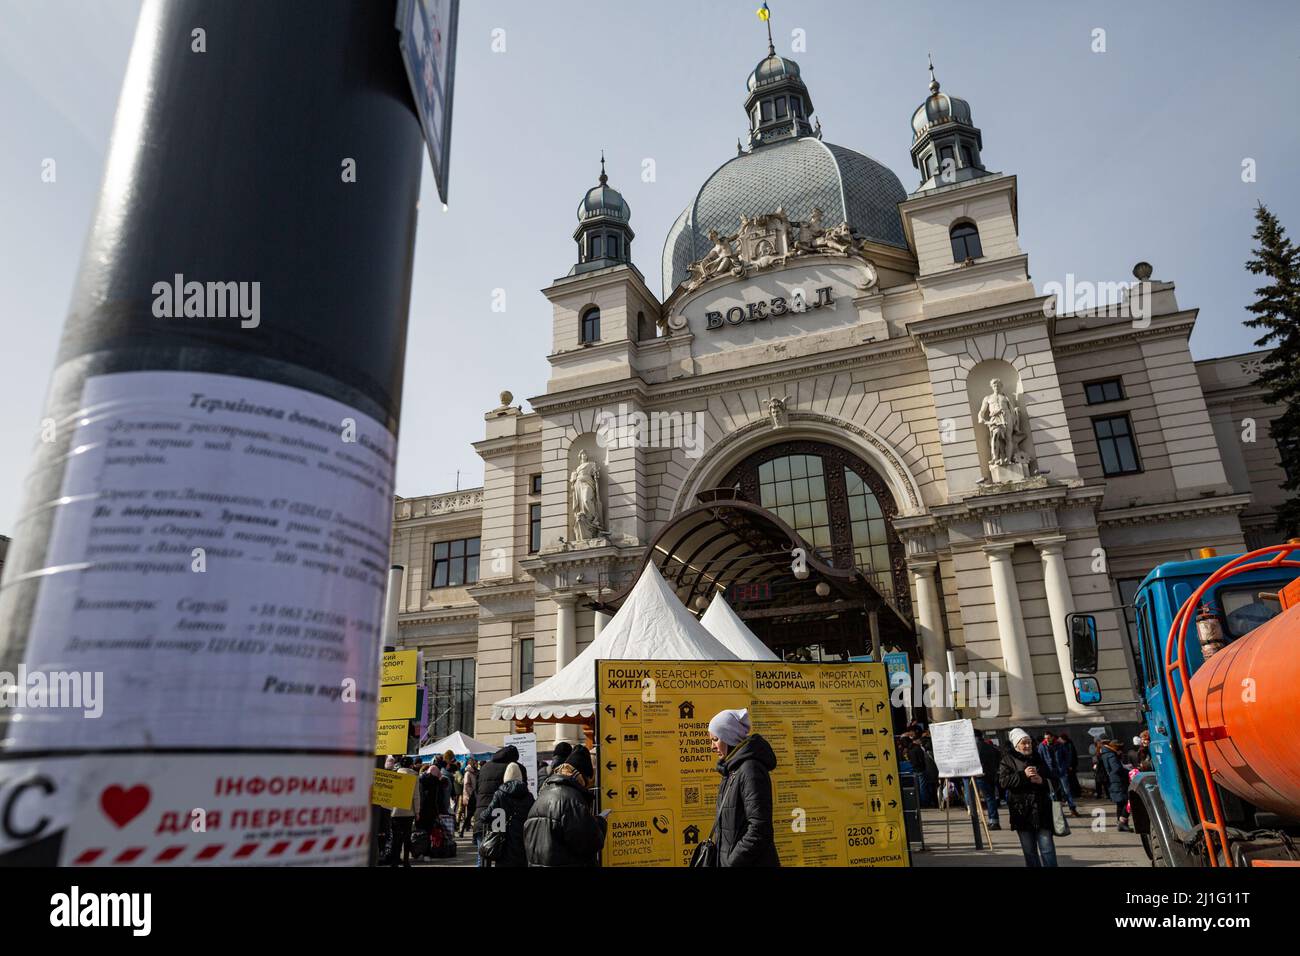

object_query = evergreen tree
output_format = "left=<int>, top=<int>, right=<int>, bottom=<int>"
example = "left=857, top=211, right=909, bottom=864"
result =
left=1243, top=203, right=1300, bottom=536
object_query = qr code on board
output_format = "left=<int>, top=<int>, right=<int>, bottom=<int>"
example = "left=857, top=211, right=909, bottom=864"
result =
left=683, top=786, right=700, bottom=806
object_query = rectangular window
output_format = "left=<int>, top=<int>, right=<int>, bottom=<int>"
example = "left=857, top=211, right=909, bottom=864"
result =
left=775, top=96, right=788, bottom=118
left=590, top=235, right=602, bottom=259
left=1084, top=378, right=1125, bottom=404
left=520, top=638, right=535, bottom=692
left=530, top=473, right=542, bottom=495
left=940, top=145, right=955, bottom=165
left=960, top=145, right=974, bottom=168
left=432, top=537, right=480, bottom=588
left=790, top=97, right=803, bottom=118
left=425, top=657, right=476, bottom=738
left=606, top=234, right=619, bottom=259
left=1137, top=601, right=1158, bottom=689
left=1092, top=414, right=1141, bottom=476
left=761, top=99, right=774, bottom=122
left=529, top=503, right=542, bottom=554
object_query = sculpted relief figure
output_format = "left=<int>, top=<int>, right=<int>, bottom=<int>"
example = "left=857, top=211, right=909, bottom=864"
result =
left=977, top=378, right=1026, bottom=467
left=766, top=394, right=790, bottom=429
left=570, top=449, right=604, bottom=541
left=793, top=206, right=826, bottom=254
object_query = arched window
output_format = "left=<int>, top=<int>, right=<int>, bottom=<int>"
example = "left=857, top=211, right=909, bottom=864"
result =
left=720, top=440, right=908, bottom=615
left=950, top=220, right=983, bottom=262
left=580, top=306, right=600, bottom=344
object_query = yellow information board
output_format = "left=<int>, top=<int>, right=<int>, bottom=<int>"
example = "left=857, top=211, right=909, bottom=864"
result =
left=377, top=682, right=418, bottom=721
left=382, top=649, right=418, bottom=687
left=374, top=718, right=410, bottom=756
left=371, top=767, right=418, bottom=809
left=595, top=660, right=909, bottom=867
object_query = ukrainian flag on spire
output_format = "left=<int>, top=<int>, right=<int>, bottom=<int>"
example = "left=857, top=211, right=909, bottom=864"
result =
left=757, top=3, right=770, bottom=22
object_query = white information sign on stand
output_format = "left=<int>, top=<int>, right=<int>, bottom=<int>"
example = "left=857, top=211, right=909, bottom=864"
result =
left=931, top=718, right=983, bottom=778
left=504, top=732, right=538, bottom=797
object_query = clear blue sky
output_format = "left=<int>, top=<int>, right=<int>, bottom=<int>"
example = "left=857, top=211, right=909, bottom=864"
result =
left=2, top=0, right=1298, bottom=532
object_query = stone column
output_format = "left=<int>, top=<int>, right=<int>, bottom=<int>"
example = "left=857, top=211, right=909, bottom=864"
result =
left=593, top=608, right=611, bottom=638
left=554, top=593, right=577, bottom=745
left=1035, top=535, right=1093, bottom=717
left=909, top=561, right=953, bottom=721
left=984, top=543, right=1041, bottom=722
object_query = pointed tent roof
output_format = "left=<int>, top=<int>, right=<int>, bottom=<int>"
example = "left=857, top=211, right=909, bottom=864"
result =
left=700, top=592, right=780, bottom=661
left=492, top=564, right=737, bottom=722
left=419, top=730, right=497, bottom=758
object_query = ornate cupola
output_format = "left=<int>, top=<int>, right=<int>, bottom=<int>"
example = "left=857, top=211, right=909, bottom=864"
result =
left=571, top=153, right=634, bottom=276
left=909, top=56, right=989, bottom=191
left=744, top=10, right=816, bottom=149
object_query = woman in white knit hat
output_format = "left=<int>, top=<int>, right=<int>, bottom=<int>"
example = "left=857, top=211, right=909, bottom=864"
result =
left=705, top=708, right=780, bottom=867
left=996, top=728, right=1058, bottom=866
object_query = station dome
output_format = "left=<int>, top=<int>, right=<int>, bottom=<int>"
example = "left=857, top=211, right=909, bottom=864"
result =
left=662, top=138, right=908, bottom=297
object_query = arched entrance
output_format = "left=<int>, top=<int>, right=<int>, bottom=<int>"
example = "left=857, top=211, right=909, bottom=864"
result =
left=596, top=492, right=917, bottom=665
left=720, top=439, right=910, bottom=620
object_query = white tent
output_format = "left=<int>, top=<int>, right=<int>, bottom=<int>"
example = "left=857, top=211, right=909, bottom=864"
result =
left=492, top=563, right=738, bottom=722
left=419, top=730, right=497, bottom=758
left=700, top=592, right=780, bottom=661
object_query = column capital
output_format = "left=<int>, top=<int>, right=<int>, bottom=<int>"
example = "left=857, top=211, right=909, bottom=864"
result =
left=983, top=541, right=1016, bottom=557
left=552, top=592, right=579, bottom=607
left=907, top=559, right=938, bottom=574
left=1032, top=534, right=1068, bottom=554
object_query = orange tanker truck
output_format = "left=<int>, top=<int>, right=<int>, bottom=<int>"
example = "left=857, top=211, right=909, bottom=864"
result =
left=1067, top=543, right=1300, bottom=867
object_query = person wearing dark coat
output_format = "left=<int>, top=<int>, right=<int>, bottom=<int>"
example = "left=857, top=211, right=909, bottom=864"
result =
left=473, top=744, right=521, bottom=867
left=481, top=762, right=535, bottom=867
left=708, top=708, right=780, bottom=867
left=997, top=728, right=1057, bottom=867
left=906, top=738, right=934, bottom=807
left=523, top=745, right=607, bottom=866
left=1057, top=732, right=1082, bottom=799
left=975, top=733, right=1003, bottom=829
left=1098, top=740, right=1132, bottom=831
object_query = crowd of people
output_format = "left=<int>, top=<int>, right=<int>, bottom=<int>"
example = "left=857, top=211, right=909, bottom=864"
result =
left=377, top=717, right=1151, bottom=868
left=897, top=721, right=1151, bottom=867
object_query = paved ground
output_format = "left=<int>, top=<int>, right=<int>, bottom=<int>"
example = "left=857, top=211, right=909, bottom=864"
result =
left=391, top=795, right=1150, bottom=868
left=911, top=796, right=1150, bottom=867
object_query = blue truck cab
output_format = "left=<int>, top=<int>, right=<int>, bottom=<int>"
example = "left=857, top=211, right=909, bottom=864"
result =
left=1070, top=551, right=1297, bottom=866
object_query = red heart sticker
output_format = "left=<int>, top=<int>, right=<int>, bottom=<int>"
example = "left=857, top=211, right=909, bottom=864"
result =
left=100, top=785, right=151, bottom=828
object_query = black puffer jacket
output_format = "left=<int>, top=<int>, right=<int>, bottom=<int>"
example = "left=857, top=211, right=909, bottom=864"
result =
left=523, top=766, right=607, bottom=866
left=473, top=745, right=520, bottom=835
left=997, top=747, right=1053, bottom=832
left=713, top=734, right=780, bottom=867
left=483, top=778, right=535, bottom=867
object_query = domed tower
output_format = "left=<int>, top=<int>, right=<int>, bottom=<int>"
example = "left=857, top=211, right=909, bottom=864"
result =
left=744, top=40, right=816, bottom=149
left=909, top=57, right=989, bottom=191
left=572, top=154, right=634, bottom=276
left=661, top=41, right=909, bottom=297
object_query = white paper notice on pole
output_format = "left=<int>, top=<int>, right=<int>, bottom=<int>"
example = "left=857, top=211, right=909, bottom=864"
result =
left=931, top=718, right=983, bottom=778
left=7, top=371, right=396, bottom=752
left=504, top=732, right=538, bottom=797
left=0, top=753, right=372, bottom=866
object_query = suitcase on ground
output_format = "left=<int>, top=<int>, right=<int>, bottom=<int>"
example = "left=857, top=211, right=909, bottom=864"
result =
left=411, top=828, right=432, bottom=858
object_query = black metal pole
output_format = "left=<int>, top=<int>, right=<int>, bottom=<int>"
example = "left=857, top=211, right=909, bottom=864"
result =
left=0, top=0, right=423, bottom=866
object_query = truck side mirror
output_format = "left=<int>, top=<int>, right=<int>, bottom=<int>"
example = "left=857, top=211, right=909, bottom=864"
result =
left=1068, top=613, right=1099, bottom=674
left=1073, top=677, right=1101, bottom=705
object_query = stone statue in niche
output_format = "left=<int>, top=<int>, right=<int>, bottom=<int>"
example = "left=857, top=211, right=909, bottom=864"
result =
left=570, top=449, right=604, bottom=540
left=766, top=394, right=790, bottom=429
left=977, top=378, right=1031, bottom=482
